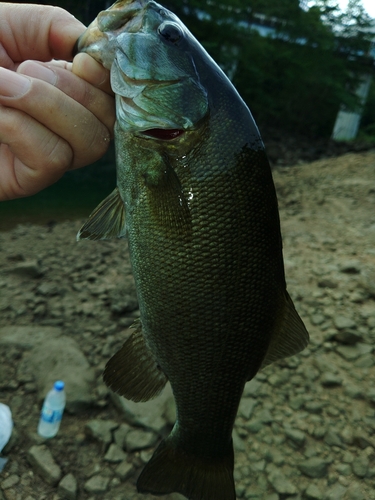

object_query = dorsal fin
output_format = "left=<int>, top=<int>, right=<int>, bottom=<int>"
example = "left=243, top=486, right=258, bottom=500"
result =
left=77, top=187, right=126, bottom=241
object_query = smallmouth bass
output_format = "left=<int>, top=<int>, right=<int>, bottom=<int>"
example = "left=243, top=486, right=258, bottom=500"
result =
left=76, top=1, right=309, bottom=499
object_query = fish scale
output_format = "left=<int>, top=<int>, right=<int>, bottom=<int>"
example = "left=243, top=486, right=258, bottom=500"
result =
left=76, top=1, right=309, bottom=499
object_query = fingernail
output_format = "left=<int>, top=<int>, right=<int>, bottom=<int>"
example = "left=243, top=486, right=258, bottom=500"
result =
left=0, top=68, right=31, bottom=97
left=17, top=61, right=57, bottom=86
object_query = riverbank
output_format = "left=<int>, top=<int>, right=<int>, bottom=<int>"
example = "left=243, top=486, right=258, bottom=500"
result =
left=0, top=151, right=375, bottom=499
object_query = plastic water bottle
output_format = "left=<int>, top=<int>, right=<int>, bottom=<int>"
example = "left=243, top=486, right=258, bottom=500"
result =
left=0, top=403, right=13, bottom=452
left=37, top=381, right=66, bottom=438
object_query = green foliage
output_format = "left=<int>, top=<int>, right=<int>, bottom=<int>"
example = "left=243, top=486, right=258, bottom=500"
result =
left=164, top=0, right=374, bottom=138
left=359, top=79, right=375, bottom=141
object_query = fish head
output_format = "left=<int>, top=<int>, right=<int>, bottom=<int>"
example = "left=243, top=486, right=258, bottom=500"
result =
left=77, top=0, right=209, bottom=137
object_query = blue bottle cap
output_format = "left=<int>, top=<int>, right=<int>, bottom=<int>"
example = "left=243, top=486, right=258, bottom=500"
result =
left=54, top=381, right=65, bottom=391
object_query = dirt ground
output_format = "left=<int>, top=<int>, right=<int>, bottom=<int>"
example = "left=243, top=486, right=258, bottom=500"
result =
left=1, top=150, right=375, bottom=500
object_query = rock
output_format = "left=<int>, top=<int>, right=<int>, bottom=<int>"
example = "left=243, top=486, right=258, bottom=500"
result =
left=353, top=432, right=373, bottom=449
left=339, top=260, right=361, bottom=274
left=298, top=457, right=328, bottom=478
left=243, top=379, right=262, bottom=397
left=36, top=283, right=60, bottom=296
left=335, top=345, right=361, bottom=361
left=84, top=475, right=110, bottom=494
left=342, top=451, right=354, bottom=463
left=124, top=429, right=157, bottom=452
left=243, top=484, right=266, bottom=499
left=264, top=495, right=279, bottom=500
left=238, top=398, right=257, bottom=419
left=284, top=427, right=306, bottom=448
left=58, top=473, right=77, bottom=500
left=27, top=445, right=62, bottom=485
left=115, top=461, right=133, bottom=480
left=104, top=444, right=127, bottom=463
left=257, top=409, right=273, bottom=424
left=354, top=354, right=374, bottom=368
left=346, top=482, right=365, bottom=500
left=332, top=331, right=362, bottom=344
left=320, top=372, right=343, bottom=387
left=232, top=429, right=246, bottom=452
left=325, top=483, right=347, bottom=499
left=0, top=326, right=61, bottom=350
left=113, top=423, right=132, bottom=449
left=267, top=369, right=290, bottom=387
left=267, top=469, right=297, bottom=495
left=343, top=384, right=363, bottom=399
left=85, top=420, right=119, bottom=447
left=367, top=388, right=375, bottom=404
left=333, top=315, right=356, bottom=330
left=0, top=475, right=19, bottom=489
left=264, top=448, right=284, bottom=466
left=25, top=336, right=96, bottom=413
left=246, top=420, right=264, bottom=433
left=289, top=396, right=305, bottom=410
left=324, top=430, right=344, bottom=448
left=318, top=279, right=337, bottom=289
left=311, top=313, right=326, bottom=325
left=111, top=383, right=174, bottom=433
left=335, top=463, right=351, bottom=476
left=340, top=426, right=354, bottom=445
left=7, top=260, right=42, bottom=278
left=108, top=288, right=138, bottom=314
left=305, top=401, right=325, bottom=413
left=352, top=455, right=369, bottom=478
left=305, top=483, right=323, bottom=500
left=357, top=342, right=374, bottom=355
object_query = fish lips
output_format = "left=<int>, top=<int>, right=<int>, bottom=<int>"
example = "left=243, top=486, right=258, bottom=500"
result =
left=73, top=0, right=145, bottom=66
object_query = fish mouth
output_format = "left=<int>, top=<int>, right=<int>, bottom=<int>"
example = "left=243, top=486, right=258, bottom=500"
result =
left=140, top=128, right=185, bottom=140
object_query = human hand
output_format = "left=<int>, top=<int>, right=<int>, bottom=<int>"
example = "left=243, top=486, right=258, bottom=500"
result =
left=0, top=3, right=115, bottom=201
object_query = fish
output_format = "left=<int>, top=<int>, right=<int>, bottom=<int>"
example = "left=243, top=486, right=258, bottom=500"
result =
left=76, top=1, right=309, bottom=499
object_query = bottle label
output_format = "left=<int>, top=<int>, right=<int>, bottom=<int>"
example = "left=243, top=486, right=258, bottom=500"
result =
left=40, top=406, right=63, bottom=423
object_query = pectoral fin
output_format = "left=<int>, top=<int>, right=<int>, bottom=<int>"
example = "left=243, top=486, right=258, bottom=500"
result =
left=261, top=291, right=309, bottom=369
left=145, top=158, right=192, bottom=237
left=103, top=320, right=168, bottom=402
left=77, top=187, right=126, bottom=241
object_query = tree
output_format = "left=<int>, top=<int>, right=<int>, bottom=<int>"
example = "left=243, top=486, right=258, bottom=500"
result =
left=164, top=0, right=374, bottom=138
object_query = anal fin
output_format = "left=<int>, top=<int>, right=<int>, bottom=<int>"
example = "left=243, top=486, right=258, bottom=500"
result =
left=103, top=320, right=168, bottom=402
left=261, top=291, right=309, bottom=369
left=77, top=187, right=126, bottom=241
left=137, top=434, right=236, bottom=500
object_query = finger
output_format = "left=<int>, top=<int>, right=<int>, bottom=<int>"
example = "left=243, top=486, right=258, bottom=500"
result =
left=0, top=67, right=111, bottom=169
left=0, top=105, right=72, bottom=200
left=0, top=4, right=85, bottom=63
left=17, top=60, right=115, bottom=133
left=72, top=53, right=113, bottom=96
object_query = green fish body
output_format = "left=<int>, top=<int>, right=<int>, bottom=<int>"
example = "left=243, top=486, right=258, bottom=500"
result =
left=77, top=2, right=309, bottom=499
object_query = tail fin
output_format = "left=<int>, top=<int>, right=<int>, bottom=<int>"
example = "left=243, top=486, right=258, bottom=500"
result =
left=137, top=436, right=235, bottom=500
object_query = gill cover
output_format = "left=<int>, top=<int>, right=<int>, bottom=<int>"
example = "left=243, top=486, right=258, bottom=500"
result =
left=76, top=0, right=208, bottom=133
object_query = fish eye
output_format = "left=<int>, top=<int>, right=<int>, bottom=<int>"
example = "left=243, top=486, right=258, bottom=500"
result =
left=158, top=22, right=182, bottom=44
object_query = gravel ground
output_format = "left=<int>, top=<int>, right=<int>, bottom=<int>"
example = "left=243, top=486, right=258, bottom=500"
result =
left=0, top=150, right=375, bottom=500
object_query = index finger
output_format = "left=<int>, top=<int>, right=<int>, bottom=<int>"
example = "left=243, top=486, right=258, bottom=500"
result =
left=0, top=3, right=85, bottom=65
